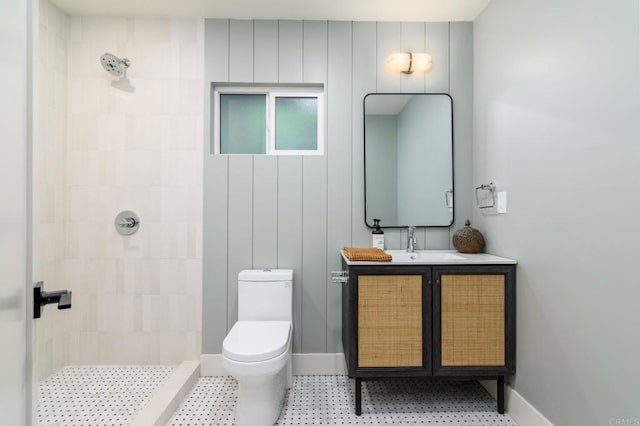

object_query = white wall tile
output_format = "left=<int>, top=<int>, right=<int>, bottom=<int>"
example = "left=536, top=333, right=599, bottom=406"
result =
left=179, top=42, right=202, bottom=80
left=37, top=184, right=55, bottom=224
left=160, top=150, right=200, bottom=186
left=97, top=114, right=127, bottom=151
left=67, top=186, right=119, bottom=222
left=171, top=19, right=199, bottom=43
left=55, top=34, right=67, bottom=73
left=39, top=0, right=49, bottom=29
left=80, top=17, right=128, bottom=45
left=107, top=82, right=139, bottom=114
left=66, top=222, right=122, bottom=259
left=166, top=295, right=189, bottom=331
left=160, top=186, right=201, bottom=222
left=140, top=295, right=167, bottom=332
left=39, top=24, right=48, bottom=65
left=129, top=19, right=172, bottom=43
left=39, top=14, right=204, bottom=370
left=71, top=294, right=98, bottom=332
left=123, top=259, right=162, bottom=295
left=174, top=79, right=204, bottom=114
left=97, top=294, right=135, bottom=333
left=163, top=114, right=199, bottom=151
left=139, top=79, right=172, bottom=114
left=122, top=150, right=162, bottom=186
left=117, top=186, right=162, bottom=222
left=141, top=42, right=180, bottom=80
left=61, top=258, right=118, bottom=294
left=159, top=331, right=189, bottom=364
left=125, top=114, right=156, bottom=150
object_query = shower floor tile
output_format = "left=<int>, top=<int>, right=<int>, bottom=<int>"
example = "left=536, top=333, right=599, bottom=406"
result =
left=38, top=365, right=174, bottom=426
left=169, top=375, right=519, bottom=425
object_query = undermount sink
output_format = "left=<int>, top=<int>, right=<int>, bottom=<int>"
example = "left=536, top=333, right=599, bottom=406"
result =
left=387, top=250, right=465, bottom=263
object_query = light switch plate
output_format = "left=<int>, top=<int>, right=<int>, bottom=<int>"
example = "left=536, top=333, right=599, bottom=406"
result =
left=497, top=192, right=507, bottom=213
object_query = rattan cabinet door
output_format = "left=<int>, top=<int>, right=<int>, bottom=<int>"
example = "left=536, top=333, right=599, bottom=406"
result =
left=439, top=274, right=506, bottom=367
left=357, top=275, right=423, bottom=368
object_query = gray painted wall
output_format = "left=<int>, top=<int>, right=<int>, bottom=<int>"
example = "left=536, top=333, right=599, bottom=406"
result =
left=203, top=20, right=473, bottom=354
left=474, top=1, right=640, bottom=424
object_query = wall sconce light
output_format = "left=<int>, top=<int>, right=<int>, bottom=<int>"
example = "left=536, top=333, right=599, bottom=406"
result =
left=385, top=52, right=433, bottom=74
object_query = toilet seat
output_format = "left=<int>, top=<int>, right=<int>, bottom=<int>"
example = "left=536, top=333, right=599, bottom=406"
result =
left=223, top=321, right=291, bottom=362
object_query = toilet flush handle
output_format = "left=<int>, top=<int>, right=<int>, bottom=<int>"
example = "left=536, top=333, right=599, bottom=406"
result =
left=331, top=271, right=349, bottom=284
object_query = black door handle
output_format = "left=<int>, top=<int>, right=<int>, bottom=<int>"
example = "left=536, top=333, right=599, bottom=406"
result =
left=33, top=281, right=72, bottom=319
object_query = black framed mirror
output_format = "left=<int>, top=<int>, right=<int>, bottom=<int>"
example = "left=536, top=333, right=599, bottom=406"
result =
left=364, top=93, right=454, bottom=228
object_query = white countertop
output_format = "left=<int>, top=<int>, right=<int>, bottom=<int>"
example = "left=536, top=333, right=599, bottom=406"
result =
left=341, top=249, right=517, bottom=266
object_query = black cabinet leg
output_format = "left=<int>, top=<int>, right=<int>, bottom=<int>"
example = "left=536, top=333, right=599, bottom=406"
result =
left=497, top=376, right=505, bottom=414
left=355, top=377, right=362, bottom=416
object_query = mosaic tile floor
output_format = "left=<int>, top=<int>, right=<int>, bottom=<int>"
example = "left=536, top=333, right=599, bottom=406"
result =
left=37, top=365, right=174, bottom=426
left=169, top=375, right=519, bottom=425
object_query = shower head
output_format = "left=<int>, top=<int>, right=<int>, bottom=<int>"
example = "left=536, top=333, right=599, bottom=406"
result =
left=100, top=53, right=131, bottom=77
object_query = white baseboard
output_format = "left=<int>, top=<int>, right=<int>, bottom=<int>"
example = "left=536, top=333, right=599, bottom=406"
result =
left=200, top=353, right=347, bottom=376
left=479, top=380, right=553, bottom=426
left=200, top=354, right=225, bottom=376
left=292, top=353, right=348, bottom=375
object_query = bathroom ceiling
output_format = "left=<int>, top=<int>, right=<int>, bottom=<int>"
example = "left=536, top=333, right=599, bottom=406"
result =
left=51, top=0, right=491, bottom=21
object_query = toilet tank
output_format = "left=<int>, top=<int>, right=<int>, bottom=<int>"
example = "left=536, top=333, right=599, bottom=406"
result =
left=238, top=269, right=293, bottom=322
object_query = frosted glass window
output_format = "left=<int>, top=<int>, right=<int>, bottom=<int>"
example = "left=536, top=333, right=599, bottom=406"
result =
left=275, top=97, right=318, bottom=151
left=213, top=85, right=324, bottom=155
left=220, top=94, right=266, bottom=154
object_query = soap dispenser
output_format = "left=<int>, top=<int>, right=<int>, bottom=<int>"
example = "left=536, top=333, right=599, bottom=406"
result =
left=371, top=218, right=385, bottom=250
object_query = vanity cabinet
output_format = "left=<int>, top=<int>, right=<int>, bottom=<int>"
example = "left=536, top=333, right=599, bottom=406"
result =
left=341, top=259, right=515, bottom=415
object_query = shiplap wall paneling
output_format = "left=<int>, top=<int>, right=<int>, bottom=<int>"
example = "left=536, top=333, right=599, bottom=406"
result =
left=227, top=156, right=254, bottom=328
left=351, top=22, right=377, bottom=249
left=401, top=22, right=426, bottom=93
left=425, top=22, right=450, bottom=93
left=203, top=19, right=229, bottom=352
left=326, top=21, right=352, bottom=353
left=254, top=20, right=278, bottom=83
left=399, top=22, right=427, bottom=247
left=277, top=157, right=303, bottom=352
left=277, top=20, right=305, bottom=352
left=253, top=156, right=278, bottom=269
left=375, top=22, right=402, bottom=249
left=279, top=21, right=303, bottom=83
left=449, top=23, right=473, bottom=248
left=301, top=21, right=329, bottom=353
left=226, top=21, right=256, bottom=329
left=229, top=20, right=254, bottom=82
left=203, top=19, right=473, bottom=354
left=424, top=22, right=452, bottom=248
left=252, top=20, right=279, bottom=269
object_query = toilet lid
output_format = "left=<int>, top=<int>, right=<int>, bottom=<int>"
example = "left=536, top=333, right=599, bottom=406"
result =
left=223, top=321, right=291, bottom=362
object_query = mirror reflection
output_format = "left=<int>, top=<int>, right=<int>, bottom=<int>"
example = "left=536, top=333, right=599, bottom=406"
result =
left=364, top=93, right=453, bottom=228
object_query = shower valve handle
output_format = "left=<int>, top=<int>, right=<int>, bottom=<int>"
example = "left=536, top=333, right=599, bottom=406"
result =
left=119, top=217, right=138, bottom=228
left=115, top=210, right=140, bottom=235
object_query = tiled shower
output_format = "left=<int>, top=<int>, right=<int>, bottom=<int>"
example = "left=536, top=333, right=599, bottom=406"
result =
left=34, top=1, right=204, bottom=421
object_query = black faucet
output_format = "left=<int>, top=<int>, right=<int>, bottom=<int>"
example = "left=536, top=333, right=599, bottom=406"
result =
left=33, top=281, right=72, bottom=319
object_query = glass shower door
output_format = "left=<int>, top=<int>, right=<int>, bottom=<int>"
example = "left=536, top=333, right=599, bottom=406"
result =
left=0, top=0, right=33, bottom=423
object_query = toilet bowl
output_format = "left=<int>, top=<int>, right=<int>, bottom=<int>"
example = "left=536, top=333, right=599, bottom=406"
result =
left=222, top=269, right=294, bottom=426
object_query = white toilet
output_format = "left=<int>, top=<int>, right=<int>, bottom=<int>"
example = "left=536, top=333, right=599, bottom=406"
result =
left=222, top=269, right=293, bottom=426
